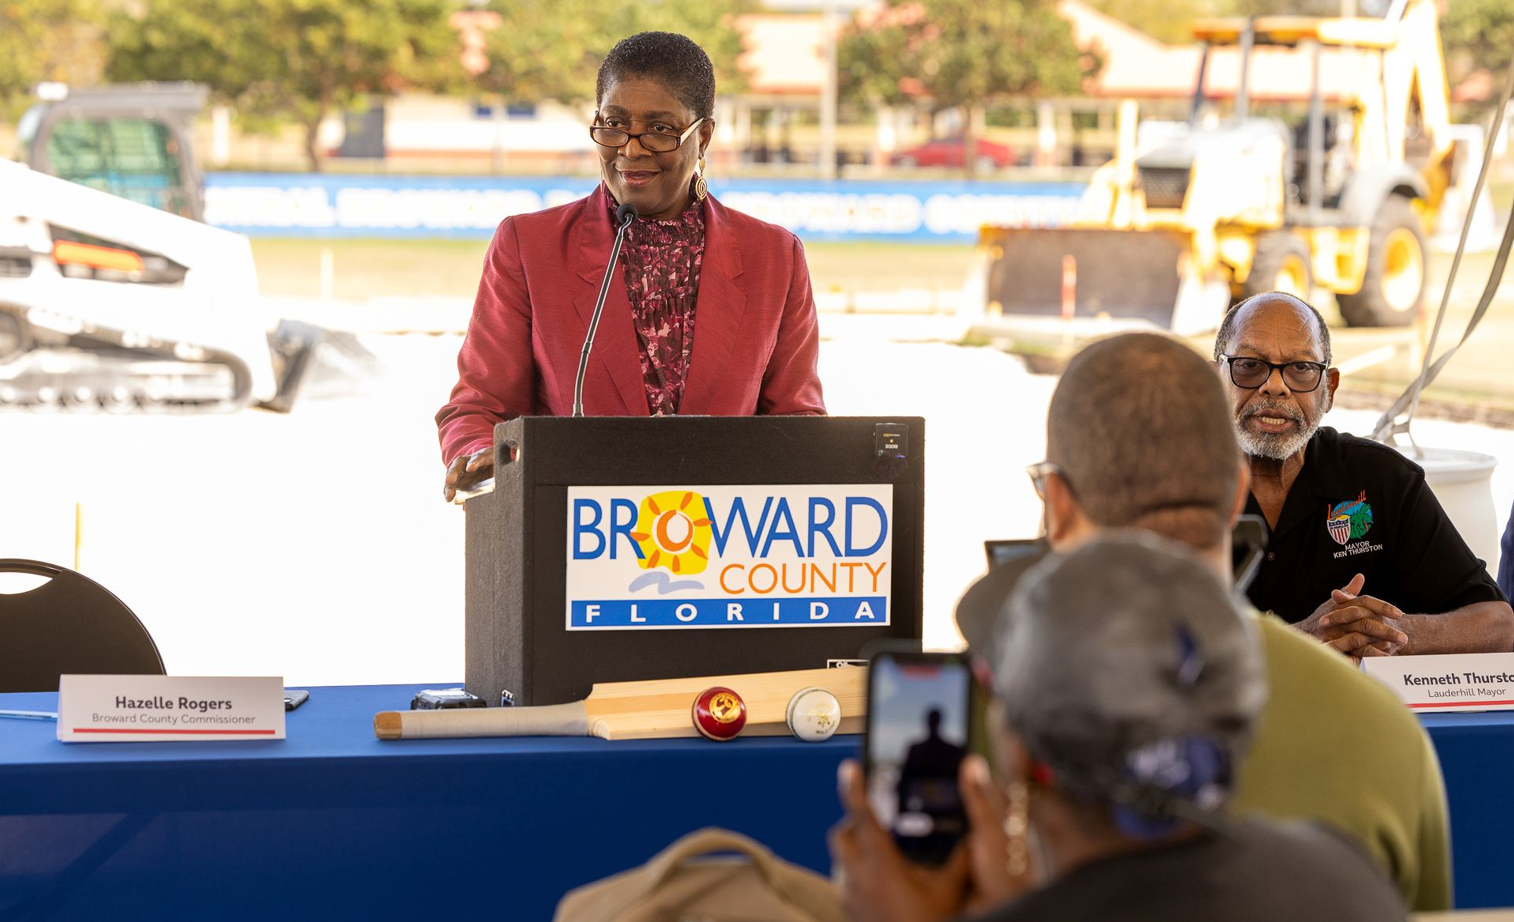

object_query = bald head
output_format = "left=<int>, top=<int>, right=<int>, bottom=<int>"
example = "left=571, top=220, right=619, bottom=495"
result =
left=1048, top=333, right=1241, bottom=551
left=1214, top=293, right=1332, bottom=366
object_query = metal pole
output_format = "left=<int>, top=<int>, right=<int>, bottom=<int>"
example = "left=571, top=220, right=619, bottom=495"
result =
left=1307, top=40, right=1324, bottom=219
left=1385, top=62, right=1514, bottom=446
left=1236, top=19, right=1255, bottom=121
left=819, top=0, right=838, bottom=180
left=1190, top=45, right=1211, bottom=127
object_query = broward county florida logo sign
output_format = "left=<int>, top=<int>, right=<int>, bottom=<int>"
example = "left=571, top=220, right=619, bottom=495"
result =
left=565, top=484, right=893, bottom=630
left=1326, top=491, right=1373, bottom=546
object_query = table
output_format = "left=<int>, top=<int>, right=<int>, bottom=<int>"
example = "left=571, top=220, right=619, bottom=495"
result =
left=3, top=688, right=1510, bottom=919
left=0, top=685, right=855, bottom=920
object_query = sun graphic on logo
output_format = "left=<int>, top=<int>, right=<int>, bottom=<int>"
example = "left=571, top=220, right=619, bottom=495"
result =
left=629, top=490, right=713, bottom=575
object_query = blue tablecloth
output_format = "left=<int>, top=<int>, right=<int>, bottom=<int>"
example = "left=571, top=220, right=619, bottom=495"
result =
left=2, top=687, right=1509, bottom=918
left=0, top=685, right=855, bottom=920
left=1419, top=711, right=1514, bottom=910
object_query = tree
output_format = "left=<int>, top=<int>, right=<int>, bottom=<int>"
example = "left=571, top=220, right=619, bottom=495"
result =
left=106, top=0, right=463, bottom=171
left=476, top=0, right=754, bottom=108
left=474, top=0, right=604, bottom=106
left=839, top=0, right=1095, bottom=173
left=1442, top=0, right=1514, bottom=105
left=0, top=0, right=105, bottom=118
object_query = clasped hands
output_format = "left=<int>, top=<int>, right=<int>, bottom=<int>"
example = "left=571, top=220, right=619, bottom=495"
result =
left=1297, top=573, right=1410, bottom=661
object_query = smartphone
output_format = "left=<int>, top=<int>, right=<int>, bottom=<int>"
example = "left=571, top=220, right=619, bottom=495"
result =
left=1231, top=514, right=1269, bottom=593
left=410, top=688, right=486, bottom=710
left=984, top=537, right=1047, bottom=569
left=283, top=690, right=310, bottom=711
left=862, top=647, right=976, bottom=866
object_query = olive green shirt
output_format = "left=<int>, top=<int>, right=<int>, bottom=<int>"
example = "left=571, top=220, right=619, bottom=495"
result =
left=1237, top=612, right=1452, bottom=911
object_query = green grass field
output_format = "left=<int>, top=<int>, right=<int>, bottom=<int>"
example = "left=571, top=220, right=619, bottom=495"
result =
left=250, top=238, right=978, bottom=301
left=250, top=238, right=489, bottom=299
left=250, top=179, right=1512, bottom=302
left=250, top=231, right=1514, bottom=413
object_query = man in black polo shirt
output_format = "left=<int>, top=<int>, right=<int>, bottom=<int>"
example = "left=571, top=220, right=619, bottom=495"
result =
left=1215, top=292, right=1512, bottom=657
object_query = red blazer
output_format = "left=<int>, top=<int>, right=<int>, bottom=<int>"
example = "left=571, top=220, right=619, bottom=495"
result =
left=436, top=186, right=826, bottom=464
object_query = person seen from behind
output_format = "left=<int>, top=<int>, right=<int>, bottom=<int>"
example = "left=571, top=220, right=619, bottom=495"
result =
left=951, top=332, right=1449, bottom=909
left=831, top=535, right=1407, bottom=922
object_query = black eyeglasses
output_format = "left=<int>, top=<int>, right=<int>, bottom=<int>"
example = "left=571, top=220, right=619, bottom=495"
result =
left=1219, top=354, right=1328, bottom=392
left=1026, top=461, right=1070, bottom=500
left=590, top=115, right=706, bottom=153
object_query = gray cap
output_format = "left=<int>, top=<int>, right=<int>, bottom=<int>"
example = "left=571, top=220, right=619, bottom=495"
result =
left=992, top=532, right=1267, bottom=810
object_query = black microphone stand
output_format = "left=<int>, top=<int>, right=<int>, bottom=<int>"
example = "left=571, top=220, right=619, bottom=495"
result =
left=572, top=202, right=638, bottom=417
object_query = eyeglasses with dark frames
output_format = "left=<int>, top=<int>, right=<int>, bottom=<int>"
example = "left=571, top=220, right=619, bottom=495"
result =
left=1219, top=354, right=1328, bottom=393
left=1026, top=461, right=1071, bottom=501
left=590, top=114, right=707, bottom=153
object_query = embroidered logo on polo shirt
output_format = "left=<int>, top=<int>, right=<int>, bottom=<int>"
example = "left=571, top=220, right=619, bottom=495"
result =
left=1328, top=491, right=1384, bottom=559
left=1326, top=491, right=1373, bottom=545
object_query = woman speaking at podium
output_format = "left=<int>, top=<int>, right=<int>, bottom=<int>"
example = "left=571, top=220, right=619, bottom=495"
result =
left=438, top=31, right=826, bottom=501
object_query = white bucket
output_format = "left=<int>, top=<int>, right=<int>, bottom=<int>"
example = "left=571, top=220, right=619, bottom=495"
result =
left=1396, top=446, right=1500, bottom=576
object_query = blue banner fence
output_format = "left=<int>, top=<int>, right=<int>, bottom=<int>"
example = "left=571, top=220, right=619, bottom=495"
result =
left=203, top=173, right=1085, bottom=243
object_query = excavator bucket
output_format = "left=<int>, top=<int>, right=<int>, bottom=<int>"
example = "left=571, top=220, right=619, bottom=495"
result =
left=982, top=227, right=1193, bottom=328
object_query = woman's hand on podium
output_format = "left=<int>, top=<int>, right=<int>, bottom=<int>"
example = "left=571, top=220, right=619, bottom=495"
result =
left=443, top=447, right=495, bottom=503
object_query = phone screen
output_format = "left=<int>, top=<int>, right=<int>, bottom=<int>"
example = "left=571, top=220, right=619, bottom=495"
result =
left=864, top=652, right=973, bottom=865
left=984, top=538, right=1046, bottom=569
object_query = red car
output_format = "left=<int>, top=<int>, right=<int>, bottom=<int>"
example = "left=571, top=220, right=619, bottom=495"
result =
left=890, top=137, right=1017, bottom=170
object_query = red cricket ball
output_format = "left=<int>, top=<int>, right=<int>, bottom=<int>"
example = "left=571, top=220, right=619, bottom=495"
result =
left=691, top=686, right=747, bottom=741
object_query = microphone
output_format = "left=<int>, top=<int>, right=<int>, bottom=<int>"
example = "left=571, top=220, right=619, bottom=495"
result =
left=573, top=202, right=638, bottom=417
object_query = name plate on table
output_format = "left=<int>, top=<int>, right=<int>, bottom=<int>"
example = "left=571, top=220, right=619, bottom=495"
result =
left=565, top=484, right=893, bottom=631
left=58, top=675, right=286, bottom=742
left=1362, top=654, right=1514, bottom=712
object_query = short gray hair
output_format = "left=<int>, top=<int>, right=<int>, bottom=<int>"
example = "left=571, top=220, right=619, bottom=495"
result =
left=1048, top=333, right=1240, bottom=551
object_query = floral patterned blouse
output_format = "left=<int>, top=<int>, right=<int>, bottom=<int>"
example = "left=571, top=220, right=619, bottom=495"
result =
left=613, top=196, right=705, bottom=416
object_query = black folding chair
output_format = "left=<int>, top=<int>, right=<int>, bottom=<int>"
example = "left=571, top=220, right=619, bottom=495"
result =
left=0, top=558, right=165, bottom=693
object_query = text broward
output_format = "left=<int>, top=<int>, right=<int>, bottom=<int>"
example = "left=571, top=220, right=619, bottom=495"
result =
left=572, top=495, right=888, bottom=560
left=115, top=695, right=235, bottom=713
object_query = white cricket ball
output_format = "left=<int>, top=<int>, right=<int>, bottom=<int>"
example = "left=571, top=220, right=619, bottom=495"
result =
left=786, top=687, right=842, bottom=742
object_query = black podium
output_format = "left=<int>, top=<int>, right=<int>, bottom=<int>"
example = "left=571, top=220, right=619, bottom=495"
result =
left=463, top=416, right=924, bottom=705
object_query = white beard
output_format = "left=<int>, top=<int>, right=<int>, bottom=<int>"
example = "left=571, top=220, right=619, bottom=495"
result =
left=1236, top=391, right=1330, bottom=461
left=1238, top=424, right=1313, bottom=461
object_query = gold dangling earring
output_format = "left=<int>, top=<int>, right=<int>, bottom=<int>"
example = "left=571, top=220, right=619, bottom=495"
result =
left=1003, top=780, right=1030, bottom=878
left=694, top=156, right=708, bottom=202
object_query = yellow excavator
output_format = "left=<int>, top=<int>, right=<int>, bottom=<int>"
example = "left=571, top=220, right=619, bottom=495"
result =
left=969, top=0, right=1456, bottom=344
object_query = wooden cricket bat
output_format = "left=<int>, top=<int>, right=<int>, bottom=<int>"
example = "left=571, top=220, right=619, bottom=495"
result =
left=373, top=666, right=866, bottom=741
